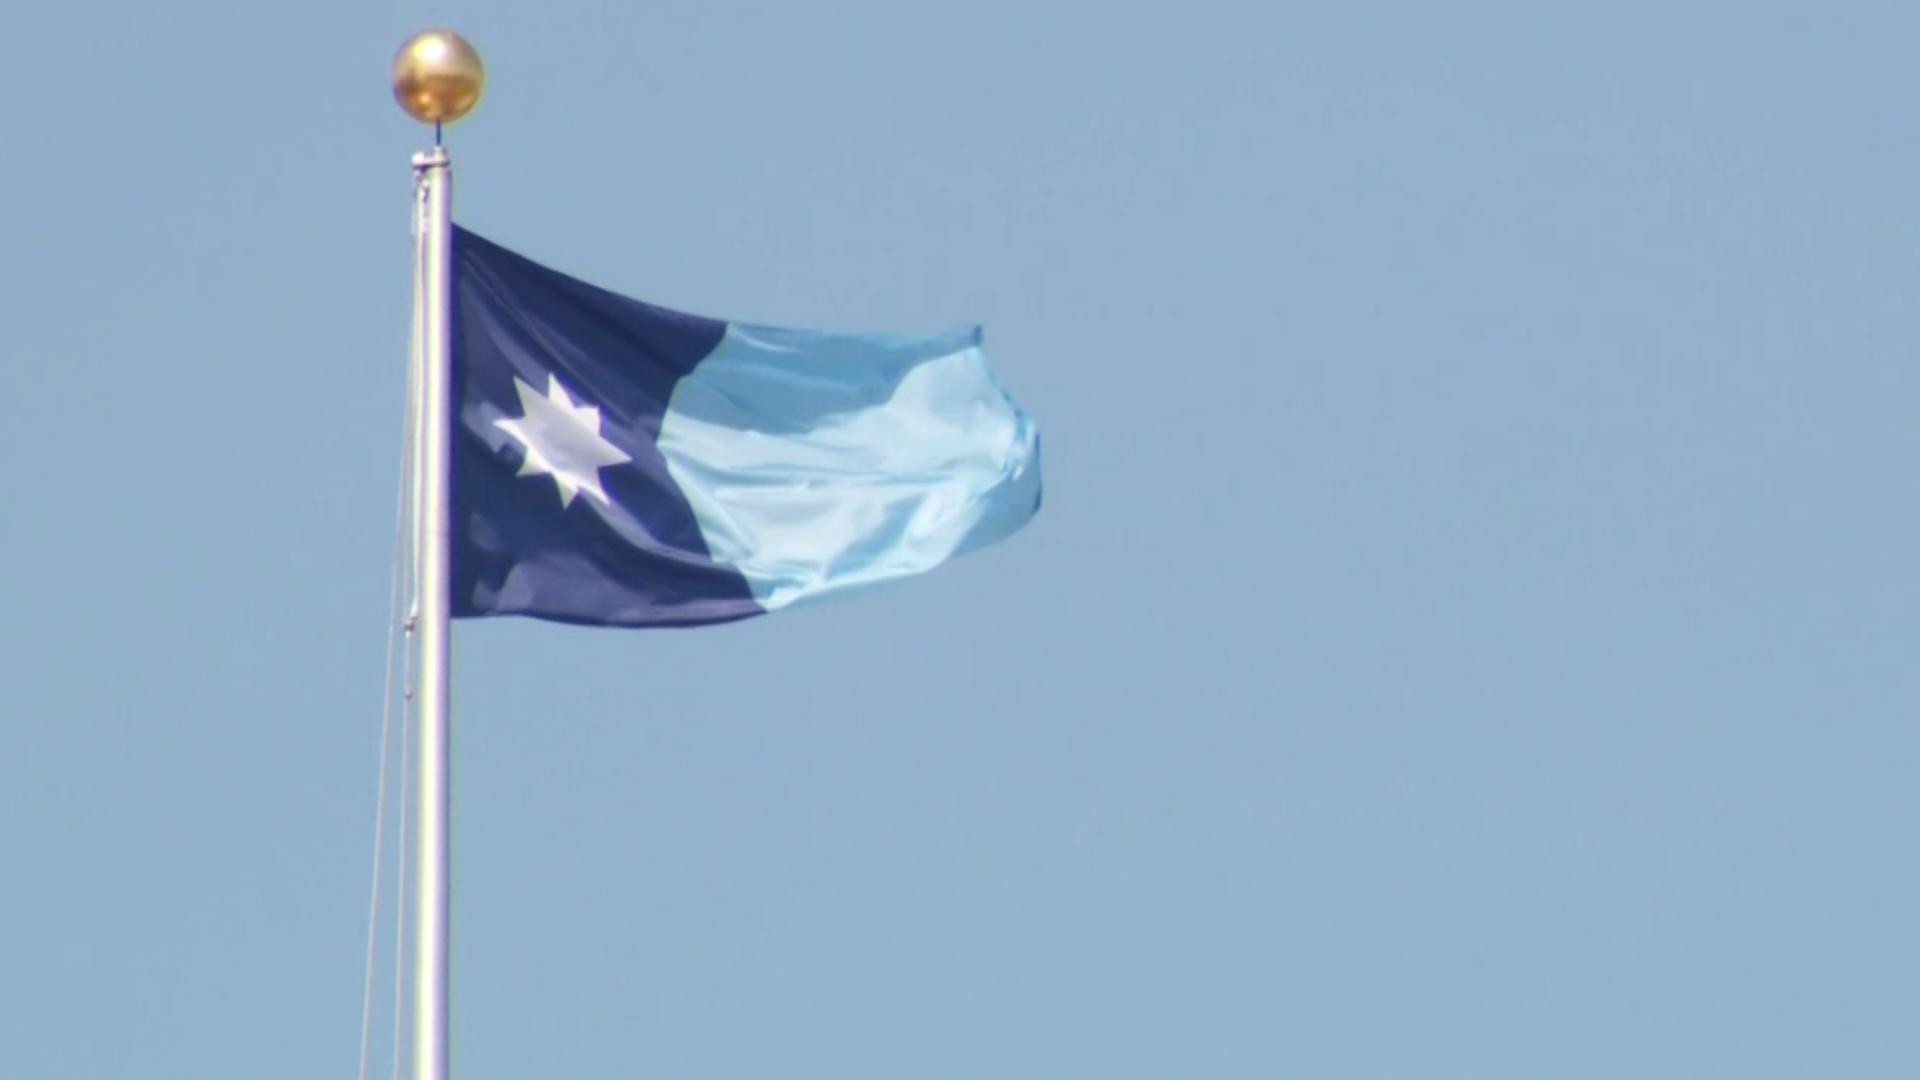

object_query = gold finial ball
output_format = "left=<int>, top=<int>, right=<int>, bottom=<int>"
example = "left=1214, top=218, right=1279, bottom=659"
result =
left=391, top=30, right=485, bottom=124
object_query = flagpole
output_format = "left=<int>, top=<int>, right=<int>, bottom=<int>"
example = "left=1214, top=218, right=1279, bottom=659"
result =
left=393, top=31, right=484, bottom=1080
left=412, top=140, right=453, bottom=1080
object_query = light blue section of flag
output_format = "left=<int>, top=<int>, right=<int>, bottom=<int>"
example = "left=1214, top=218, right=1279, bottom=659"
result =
left=656, top=324, right=1041, bottom=610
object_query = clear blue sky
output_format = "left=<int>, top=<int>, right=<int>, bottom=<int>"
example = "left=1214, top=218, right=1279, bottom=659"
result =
left=3, top=2, right=1916, bottom=1077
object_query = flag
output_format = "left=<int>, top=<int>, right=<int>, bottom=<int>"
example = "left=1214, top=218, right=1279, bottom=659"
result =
left=449, top=227, right=1041, bottom=627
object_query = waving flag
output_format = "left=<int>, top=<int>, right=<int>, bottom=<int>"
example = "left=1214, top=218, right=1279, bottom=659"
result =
left=449, top=227, right=1041, bottom=627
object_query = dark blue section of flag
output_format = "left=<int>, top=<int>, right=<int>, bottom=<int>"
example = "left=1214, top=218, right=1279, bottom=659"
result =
left=450, top=226, right=764, bottom=627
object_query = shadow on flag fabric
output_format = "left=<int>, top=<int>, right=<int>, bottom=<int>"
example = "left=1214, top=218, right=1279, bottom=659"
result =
left=450, top=226, right=1042, bottom=627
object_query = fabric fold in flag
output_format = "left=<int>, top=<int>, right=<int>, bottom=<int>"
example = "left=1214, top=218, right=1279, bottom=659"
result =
left=450, top=226, right=1042, bottom=627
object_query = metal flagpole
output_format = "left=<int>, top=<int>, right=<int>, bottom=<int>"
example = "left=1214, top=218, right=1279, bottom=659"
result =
left=411, top=140, right=454, bottom=1080
left=392, top=31, right=484, bottom=1080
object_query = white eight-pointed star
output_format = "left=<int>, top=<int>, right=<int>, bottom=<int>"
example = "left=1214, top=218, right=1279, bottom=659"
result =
left=493, top=374, right=632, bottom=509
